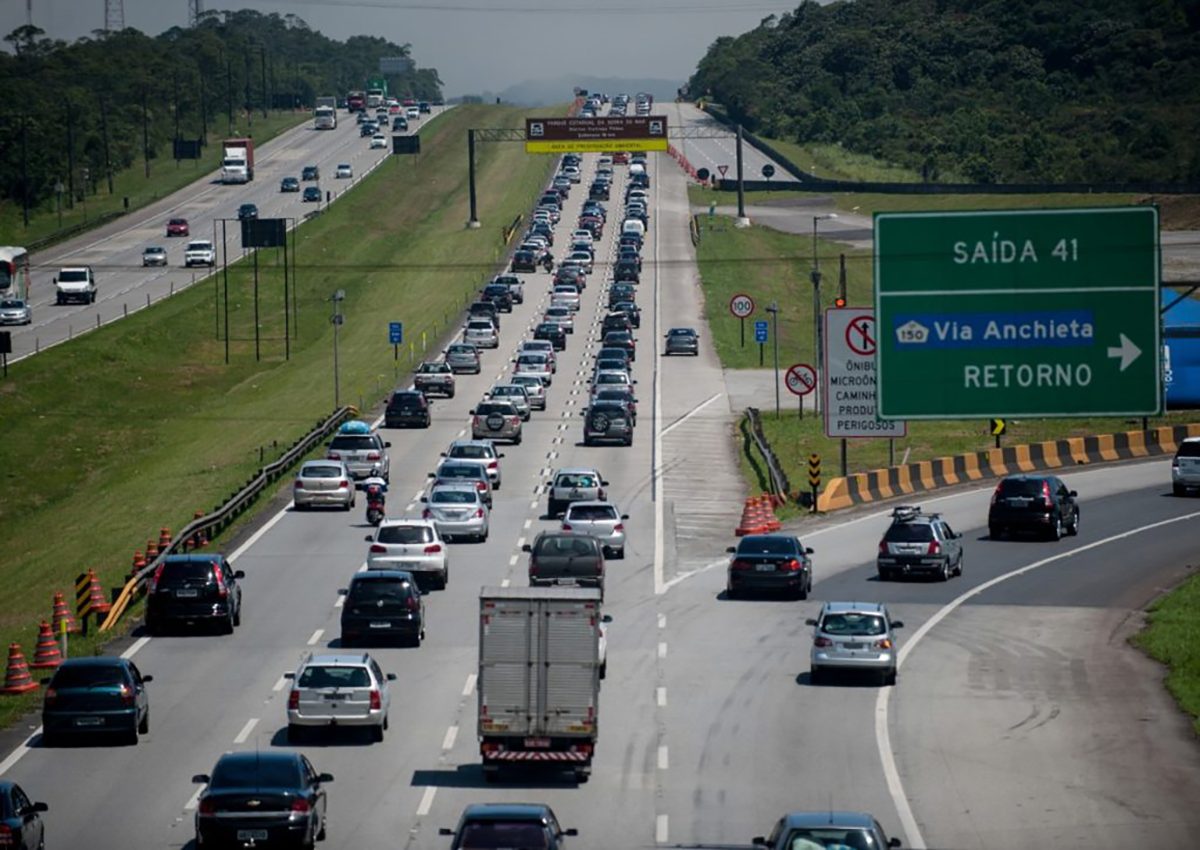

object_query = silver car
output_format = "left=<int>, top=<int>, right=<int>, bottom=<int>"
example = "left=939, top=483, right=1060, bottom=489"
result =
left=1172, top=437, right=1200, bottom=495
left=562, top=500, right=628, bottom=559
left=543, top=305, right=574, bottom=334
left=284, top=652, right=395, bottom=742
left=0, top=298, right=32, bottom=326
left=326, top=430, right=391, bottom=480
left=464, top=318, right=499, bottom=349
left=365, top=519, right=449, bottom=590
left=446, top=342, right=482, bottom=374
left=142, top=246, right=168, bottom=267
left=441, top=439, right=504, bottom=489
left=293, top=460, right=356, bottom=510
left=422, top=483, right=489, bottom=542
left=518, top=340, right=557, bottom=372
left=471, top=399, right=523, bottom=444
left=489, top=384, right=532, bottom=420
left=429, top=460, right=494, bottom=507
left=510, top=373, right=547, bottom=410
left=547, top=467, right=608, bottom=517
left=513, top=352, right=553, bottom=386
left=551, top=285, right=581, bottom=311
left=807, top=601, right=905, bottom=686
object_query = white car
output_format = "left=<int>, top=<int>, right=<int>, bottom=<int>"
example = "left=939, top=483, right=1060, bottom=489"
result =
left=370, top=134, right=388, bottom=149
left=513, top=352, right=553, bottom=385
left=562, top=500, right=628, bottom=559
left=543, top=305, right=574, bottom=334
left=464, top=318, right=499, bottom=349
left=365, top=519, right=448, bottom=590
left=571, top=230, right=594, bottom=246
left=406, top=106, right=420, bottom=120
left=560, top=165, right=582, bottom=183
left=335, top=163, right=353, bottom=178
left=551, top=285, right=581, bottom=312
left=184, top=240, right=216, bottom=267
left=592, top=369, right=635, bottom=393
left=518, top=339, right=557, bottom=369
left=511, top=373, right=547, bottom=410
left=440, top=439, right=504, bottom=489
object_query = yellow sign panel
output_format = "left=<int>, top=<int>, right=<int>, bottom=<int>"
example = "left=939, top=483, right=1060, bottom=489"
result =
left=524, top=138, right=669, bottom=154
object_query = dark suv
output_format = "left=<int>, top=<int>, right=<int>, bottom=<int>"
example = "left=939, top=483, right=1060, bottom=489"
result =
left=385, top=390, right=432, bottom=429
left=988, top=474, right=1080, bottom=540
left=145, top=554, right=244, bottom=635
left=876, top=505, right=963, bottom=581
left=339, top=570, right=425, bottom=647
left=482, top=284, right=514, bottom=313
left=582, top=402, right=634, bottom=447
left=440, top=803, right=578, bottom=850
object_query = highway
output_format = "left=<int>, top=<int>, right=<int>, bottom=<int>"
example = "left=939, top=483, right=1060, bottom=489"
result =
left=1, top=119, right=1199, bottom=850
left=666, top=102, right=798, bottom=187
left=6, top=106, right=446, bottom=363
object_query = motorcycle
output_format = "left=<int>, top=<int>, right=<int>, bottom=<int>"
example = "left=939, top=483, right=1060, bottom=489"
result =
left=362, top=466, right=388, bottom=526
left=541, top=253, right=555, bottom=273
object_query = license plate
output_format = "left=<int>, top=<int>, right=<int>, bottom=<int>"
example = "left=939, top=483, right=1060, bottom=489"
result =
left=74, top=717, right=103, bottom=726
left=755, top=564, right=775, bottom=572
left=237, top=830, right=269, bottom=841
left=397, top=562, right=419, bottom=570
left=324, top=693, right=341, bottom=701
left=843, top=642, right=865, bottom=650
left=524, top=737, right=551, bottom=748
left=370, top=622, right=391, bottom=629
left=175, top=588, right=199, bottom=598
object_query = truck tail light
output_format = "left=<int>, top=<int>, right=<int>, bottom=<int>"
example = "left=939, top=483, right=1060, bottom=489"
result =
left=369, top=690, right=382, bottom=710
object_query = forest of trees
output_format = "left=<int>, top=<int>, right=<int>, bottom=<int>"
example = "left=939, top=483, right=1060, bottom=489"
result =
left=688, top=0, right=1200, bottom=183
left=0, top=9, right=443, bottom=209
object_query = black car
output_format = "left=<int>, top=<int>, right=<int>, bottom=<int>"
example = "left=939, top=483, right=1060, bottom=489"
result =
left=0, top=781, right=47, bottom=850
left=42, top=657, right=152, bottom=746
left=360, top=123, right=376, bottom=137
left=385, top=390, right=432, bottom=429
left=594, top=346, right=631, bottom=369
left=608, top=283, right=637, bottom=309
left=280, top=176, right=300, bottom=192
left=617, top=247, right=642, bottom=271
left=339, top=570, right=425, bottom=646
left=419, top=101, right=431, bottom=113
left=614, top=258, right=640, bottom=283
left=726, top=534, right=814, bottom=599
left=618, top=233, right=643, bottom=252
left=482, top=284, right=514, bottom=312
left=593, top=387, right=638, bottom=425
left=441, top=803, right=577, bottom=850
left=988, top=474, right=1080, bottom=540
left=589, top=182, right=610, bottom=200
left=303, top=186, right=322, bottom=202
left=301, top=165, right=320, bottom=181
left=193, top=751, right=331, bottom=849
left=237, top=203, right=258, bottom=221
left=602, top=312, right=632, bottom=335
left=392, top=116, right=408, bottom=131
left=554, top=266, right=586, bottom=289
left=612, top=300, right=641, bottom=328
left=530, top=223, right=554, bottom=245
left=534, top=322, right=568, bottom=351
left=602, top=330, right=636, bottom=361
left=145, top=554, right=244, bottom=635
left=511, top=250, right=539, bottom=273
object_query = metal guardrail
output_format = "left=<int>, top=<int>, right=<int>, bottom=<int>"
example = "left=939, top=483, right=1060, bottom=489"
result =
left=100, top=405, right=356, bottom=630
left=745, top=407, right=791, bottom=500
left=27, top=210, right=126, bottom=253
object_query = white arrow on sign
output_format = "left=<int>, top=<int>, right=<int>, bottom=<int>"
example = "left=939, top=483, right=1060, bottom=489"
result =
left=1107, top=333, right=1142, bottom=372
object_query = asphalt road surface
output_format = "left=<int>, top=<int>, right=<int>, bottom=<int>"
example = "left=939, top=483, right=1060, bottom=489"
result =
left=1, top=130, right=1199, bottom=850
left=7, top=107, right=447, bottom=363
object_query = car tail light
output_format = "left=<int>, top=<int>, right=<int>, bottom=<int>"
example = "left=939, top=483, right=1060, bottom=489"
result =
left=149, top=562, right=166, bottom=593
left=287, top=690, right=299, bottom=710
left=875, top=638, right=894, bottom=650
left=878, top=540, right=888, bottom=555
left=487, top=461, right=498, bottom=469
left=328, top=452, right=341, bottom=460
left=422, top=508, right=432, bottom=519
left=529, top=561, right=538, bottom=576
left=731, top=559, right=752, bottom=571
left=369, top=544, right=387, bottom=554
left=424, top=544, right=442, bottom=554
left=781, top=558, right=802, bottom=572
left=43, top=687, right=57, bottom=706
left=814, top=636, right=833, bottom=647
left=561, top=523, right=572, bottom=531
left=598, top=489, right=607, bottom=500
left=1172, top=457, right=1180, bottom=468
left=290, top=798, right=312, bottom=814
left=475, top=481, right=487, bottom=491
left=510, top=416, right=520, bottom=425
left=198, top=799, right=217, bottom=816
left=294, top=480, right=303, bottom=489
left=614, top=523, right=625, bottom=532
left=369, top=689, right=382, bottom=710
left=339, top=480, right=351, bottom=489
left=1042, top=480, right=1054, bottom=508
left=0, top=824, right=14, bottom=845
left=367, top=452, right=381, bottom=461
left=926, top=540, right=941, bottom=555
left=212, top=563, right=228, bottom=599
left=990, top=485, right=1001, bottom=506
left=475, top=509, right=485, bottom=518
left=406, top=597, right=420, bottom=612
left=119, top=683, right=135, bottom=706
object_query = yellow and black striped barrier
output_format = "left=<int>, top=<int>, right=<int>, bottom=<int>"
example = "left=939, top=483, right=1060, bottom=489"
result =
left=817, top=423, right=1200, bottom=512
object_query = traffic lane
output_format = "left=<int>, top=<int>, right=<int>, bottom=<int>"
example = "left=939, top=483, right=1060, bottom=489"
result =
left=891, top=501, right=1200, bottom=849
left=668, top=102, right=798, bottom=184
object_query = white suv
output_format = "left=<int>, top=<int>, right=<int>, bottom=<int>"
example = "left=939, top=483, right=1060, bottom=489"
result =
left=184, top=240, right=216, bottom=267
left=365, top=519, right=448, bottom=590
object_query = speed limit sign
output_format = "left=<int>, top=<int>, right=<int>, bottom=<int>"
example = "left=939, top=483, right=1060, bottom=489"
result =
left=729, top=293, right=755, bottom=319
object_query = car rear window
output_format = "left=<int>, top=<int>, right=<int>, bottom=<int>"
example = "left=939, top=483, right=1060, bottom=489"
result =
left=449, top=345, right=475, bottom=355
left=737, top=537, right=798, bottom=555
left=158, top=561, right=218, bottom=584
left=820, top=613, right=887, bottom=636
left=475, top=403, right=514, bottom=416
left=348, top=579, right=413, bottom=606
left=432, top=489, right=477, bottom=504
left=439, top=464, right=484, bottom=479
left=297, top=665, right=370, bottom=689
left=567, top=505, right=618, bottom=521
left=884, top=524, right=933, bottom=542
left=997, top=478, right=1045, bottom=496
left=556, top=473, right=597, bottom=488
left=1177, top=441, right=1200, bottom=458
left=460, top=822, right=549, bottom=849
left=51, top=664, right=128, bottom=688
left=329, top=436, right=376, bottom=451
left=450, top=445, right=489, bottom=459
left=378, top=525, right=433, bottom=544
left=468, top=320, right=494, bottom=331
left=302, top=465, right=344, bottom=479
left=211, top=758, right=302, bottom=790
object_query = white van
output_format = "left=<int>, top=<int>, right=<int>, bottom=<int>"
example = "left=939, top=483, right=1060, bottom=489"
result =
left=629, top=162, right=646, bottom=177
left=621, top=218, right=645, bottom=237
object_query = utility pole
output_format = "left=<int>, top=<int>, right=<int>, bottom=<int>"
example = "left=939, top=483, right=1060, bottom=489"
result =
left=259, top=45, right=268, bottom=118
left=811, top=214, right=838, bottom=420
left=226, top=54, right=234, bottom=136
left=766, top=301, right=780, bottom=418
left=66, top=101, right=76, bottom=208
left=99, top=95, right=114, bottom=194
left=141, top=87, right=151, bottom=178
left=330, top=290, right=346, bottom=408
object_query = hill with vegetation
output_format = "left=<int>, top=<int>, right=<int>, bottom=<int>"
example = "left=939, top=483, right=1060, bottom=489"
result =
left=0, top=9, right=443, bottom=211
left=688, top=0, right=1200, bottom=184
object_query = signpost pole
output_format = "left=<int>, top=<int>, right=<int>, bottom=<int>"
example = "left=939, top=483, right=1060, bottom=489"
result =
left=767, top=302, right=780, bottom=417
left=840, top=438, right=847, bottom=477
left=740, top=316, right=745, bottom=348
left=759, top=341, right=764, bottom=367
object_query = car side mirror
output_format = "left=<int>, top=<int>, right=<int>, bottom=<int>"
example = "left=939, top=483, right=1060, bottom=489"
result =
left=805, top=618, right=818, bottom=626
left=601, top=480, right=610, bottom=486
left=565, top=829, right=579, bottom=837
left=420, top=495, right=428, bottom=503
left=726, top=546, right=736, bottom=554
left=140, top=675, right=154, bottom=683
left=337, top=588, right=348, bottom=596
left=29, top=802, right=49, bottom=813
left=805, top=547, right=814, bottom=555
left=522, top=543, right=532, bottom=552
left=468, top=409, right=476, bottom=415
left=364, top=534, right=374, bottom=541
left=1069, top=490, right=1078, bottom=497
left=439, top=828, right=454, bottom=836
left=427, top=472, right=435, bottom=478
left=621, top=514, right=630, bottom=520
left=192, top=774, right=211, bottom=784
left=752, top=838, right=768, bottom=847
left=891, top=620, right=905, bottom=629
left=283, top=671, right=295, bottom=679
left=384, top=442, right=392, bottom=448
left=233, top=570, right=245, bottom=579
left=498, top=453, right=506, bottom=458
left=439, top=452, right=447, bottom=457
left=386, top=673, right=398, bottom=681
left=888, top=840, right=901, bottom=848
left=317, top=772, right=334, bottom=784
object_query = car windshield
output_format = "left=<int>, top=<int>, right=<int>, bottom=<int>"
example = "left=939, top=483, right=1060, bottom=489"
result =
left=567, top=504, right=618, bottom=521
left=0, top=299, right=25, bottom=308
left=556, top=473, right=597, bottom=488
left=302, top=464, right=343, bottom=479
left=459, top=822, right=549, bottom=849
left=884, top=523, right=933, bottom=542
left=820, top=613, right=887, bottom=636
left=432, top=490, right=477, bottom=504
left=738, top=537, right=798, bottom=555
left=211, top=758, right=302, bottom=790
left=377, top=525, right=434, bottom=544
left=51, top=664, right=127, bottom=688
left=298, top=665, right=370, bottom=688
left=450, top=445, right=490, bottom=459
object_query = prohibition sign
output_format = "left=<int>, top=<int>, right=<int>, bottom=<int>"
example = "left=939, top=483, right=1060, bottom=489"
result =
left=845, top=315, right=876, bottom=356
left=785, top=363, right=817, bottom=396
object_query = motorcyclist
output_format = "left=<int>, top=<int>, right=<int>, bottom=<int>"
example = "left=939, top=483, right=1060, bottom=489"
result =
left=540, top=252, right=554, bottom=273
left=362, top=464, right=388, bottom=502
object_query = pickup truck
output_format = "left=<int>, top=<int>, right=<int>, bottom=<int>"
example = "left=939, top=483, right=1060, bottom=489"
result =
left=413, top=361, right=456, bottom=398
left=54, top=266, right=97, bottom=305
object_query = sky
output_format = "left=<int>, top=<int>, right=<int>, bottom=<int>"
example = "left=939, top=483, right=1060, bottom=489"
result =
left=2, top=0, right=797, bottom=97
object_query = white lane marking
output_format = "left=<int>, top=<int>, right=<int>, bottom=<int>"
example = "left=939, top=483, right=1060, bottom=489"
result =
left=501, top=578, right=511, bottom=587
left=516, top=537, right=526, bottom=549
left=548, top=451, right=558, bottom=460
left=523, top=518, right=532, bottom=530
left=121, top=636, right=151, bottom=659
left=652, top=170, right=665, bottom=596
left=457, top=428, right=467, bottom=438
left=442, top=725, right=459, bottom=751
left=233, top=718, right=259, bottom=744
left=657, top=642, right=667, bottom=659
left=657, top=687, right=667, bottom=707
left=463, top=674, right=477, bottom=696
left=508, top=554, right=519, bottom=567
left=334, top=593, right=346, bottom=608
left=0, top=731, right=37, bottom=776
left=657, top=613, right=666, bottom=629
left=273, top=676, right=288, bottom=692
left=656, top=814, right=669, bottom=843
left=661, top=392, right=724, bottom=437
left=876, top=507, right=1200, bottom=850
left=307, top=629, right=324, bottom=646
left=658, top=745, right=669, bottom=770
left=661, top=557, right=728, bottom=592
left=184, top=786, right=204, bottom=811
left=411, top=489, right=424, bottom=502
left=416, top=786, right=437, bottom=817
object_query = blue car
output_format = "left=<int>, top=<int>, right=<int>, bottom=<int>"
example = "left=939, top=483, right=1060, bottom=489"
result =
left=41, top=657, right=152, bottom=746
left=0, top=781, right=47, bottom=850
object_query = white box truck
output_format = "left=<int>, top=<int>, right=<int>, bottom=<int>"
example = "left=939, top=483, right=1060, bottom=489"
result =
left=477, top=586, right=605, bottom=783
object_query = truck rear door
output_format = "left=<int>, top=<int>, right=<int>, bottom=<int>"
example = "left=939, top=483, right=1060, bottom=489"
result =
left=479, top=597, right=536, bottom=737
left=538, top=597, right=599, bottom=736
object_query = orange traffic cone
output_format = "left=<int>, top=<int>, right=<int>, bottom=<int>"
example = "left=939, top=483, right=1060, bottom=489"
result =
left=145, top=540, right=159, bottom=562
left=51, top=592, right=78, bottom=635
left=128, top=550, right=146, bottom=582
left=29, top=622, right=62, bottom=670
left=1, top=643, right=39, bottom=694
left=159, top=526, right=173, bottom=550
left=86, top=570, right=112, bottom=616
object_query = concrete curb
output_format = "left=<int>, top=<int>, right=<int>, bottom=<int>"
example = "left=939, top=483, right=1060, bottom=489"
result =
left=816, top=423, right=1200, bottom=511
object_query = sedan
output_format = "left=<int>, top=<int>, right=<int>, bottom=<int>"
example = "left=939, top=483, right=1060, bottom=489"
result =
left=166, top=217, right=189, bottom=237
left=0, top=298, right=32, bottom=325
left=303, top=186, right=322, bottom=202
left=0, top=781, right=47, bottom=850
left=562, top=500, right=628, bottom=558
left=370, top=134, right=387, bottom=149
left=335, top=163, right=353, bottom=178
left=365, top=519, right=449, bottom=590
left=441, top=803, right=577, bottom=850
left=533, top=321, right=567, bottom=351
left=441, top=439, right=504, bottom=489
left=41, top=657, right=152, bottom=746
left=280, top=176, right=300, bottom=192
left=142, top=246, right=168, bottom=267
left=753, top=811, right=902, bottom=850
left=430, top=460, right=495, bottom=507
left=511, top=373, right=548, bottom=410
left=423, top=483, right=490, bottom=542
left=513, top=353, right=553, bottom=386
left=726, top=533, right=814, bottom=599
left=543, top=306, right=574, bottom=335
left=302, top=165, right=320, bottom=181
left=237, top=203, right=258, bottom=220
left=665, top=326, right=700, bottom=356
left=612, top=300, right=641, bottom=328
left=293, top=460, right=355, bottom=510
left=192, top=752, right=331, bottom=850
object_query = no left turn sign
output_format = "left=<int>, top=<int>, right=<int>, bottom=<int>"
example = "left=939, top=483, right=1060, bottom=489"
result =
left=785, top=363, right=817, bottom=396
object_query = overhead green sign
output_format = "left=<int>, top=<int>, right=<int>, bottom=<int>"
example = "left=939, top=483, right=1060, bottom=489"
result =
left=874, top=206, right=1160, bottom=418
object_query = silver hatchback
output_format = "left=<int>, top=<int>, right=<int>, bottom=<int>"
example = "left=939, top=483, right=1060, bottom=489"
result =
left=284, top=652, right=395, bottom=742
left=489, top=384, right=532, bottom=420
left=293, top=460, right=356, bottom=510
left=807, top=601, right=905, bottom=686
left=422, top=483, right=489, bottom=542
left=562, top=501, right=628, bottom=559
left=445, top=342, right=482, bottom=374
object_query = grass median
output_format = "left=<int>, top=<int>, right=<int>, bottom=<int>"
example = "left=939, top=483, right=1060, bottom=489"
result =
left=0, top=104, right=558, bottom=727
left=1132, top=573, right=1200, bottom=735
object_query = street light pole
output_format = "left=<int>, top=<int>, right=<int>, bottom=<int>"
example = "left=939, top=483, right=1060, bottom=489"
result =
left=812, top=213, right=837, bottom=420
left=766, top=301, right=780, bottom=418
left=330, top=290, right=345, bottom=409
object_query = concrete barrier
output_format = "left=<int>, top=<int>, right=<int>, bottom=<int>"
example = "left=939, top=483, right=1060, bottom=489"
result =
left=816, top=423, right=1200, bottom=512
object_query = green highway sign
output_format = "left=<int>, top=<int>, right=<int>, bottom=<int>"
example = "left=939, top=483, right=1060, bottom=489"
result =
left=874, top=206, right=1161, bottom=418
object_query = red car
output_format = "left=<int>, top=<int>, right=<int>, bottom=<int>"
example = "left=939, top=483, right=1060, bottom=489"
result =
left=612, top=151, right=630, bottom=164
left=166, top=217, right=189, bottom=237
